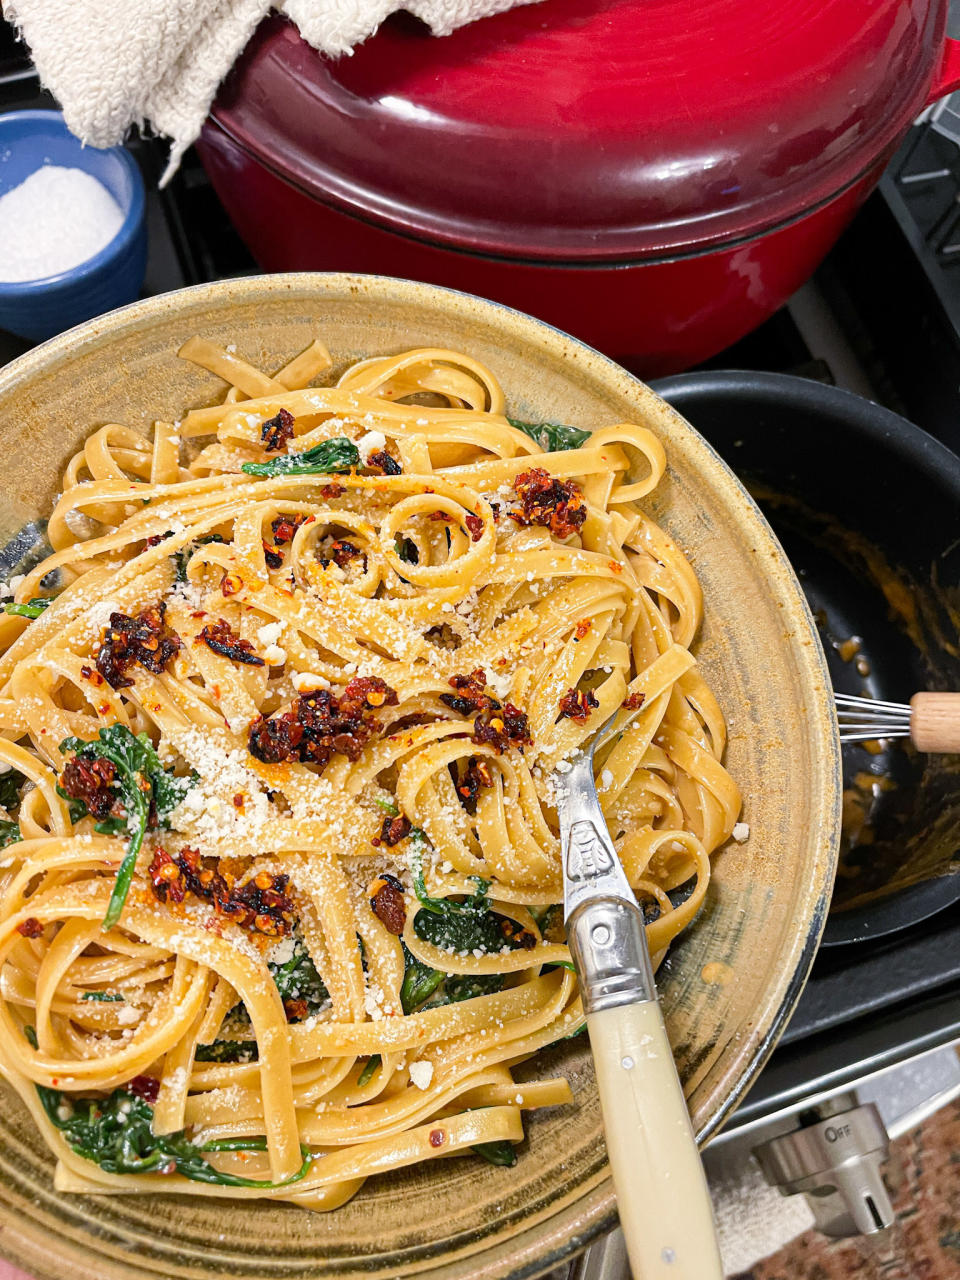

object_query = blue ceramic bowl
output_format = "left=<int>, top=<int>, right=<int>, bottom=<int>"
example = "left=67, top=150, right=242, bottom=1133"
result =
left=0, top=110, right=147, bottom=342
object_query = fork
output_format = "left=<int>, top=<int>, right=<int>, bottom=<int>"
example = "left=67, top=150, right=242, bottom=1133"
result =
left=835, top=691, right=960, bottom=750
left=554, top=717, right=723, bottom=1279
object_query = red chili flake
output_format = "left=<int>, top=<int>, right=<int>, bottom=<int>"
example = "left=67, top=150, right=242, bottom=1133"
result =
left=95, top=601, right=180, bottom=690
left=511, top=467, right=587, bottom=539
left=429, top=1129, right=445, bottom=1148
left=149, top=849, right=186, bottom=904
left=503, top=704, right=532, bottom=745
left=320, top=539, right=362, bottom=570
left=220, top=571, right=244, bottom=597
left=271, top=514, right=308, bottom=544
left=342, top=675, right=399, bottom=712
left=262, top=541, right=284, bottom=570
left=247, top=712, right=304, bottom=764
left=372, top=813, right=412, bottom=847
left=558, top=688, right=600, bottom=722
left=464, top=513, right=484, bottom=542
left=499, top=918, right=537, bottom=949
left=575, top=619, right=591, bottom=640
left=145, top=531, right=174, bottom=549
left=283, top=998, right=309, bottom=1021
left=368, top=872, right=406, bottom=935
left=471, top=703, right=532, bottom=754
left=127, top=1075, right=160, bottom=1104
left=60, top=756, right=119, bottom=820
left=440, top=668, right=498, bottom=717
left=232, top=793, right=245, bottom=810
left=198, top=619, right=265, bottom=666
left=366, top=450, right=402, bottom=476
left=149, top=847, right=297, bottom=936
left=429, top=511, right=453, bottom=523
left=16, top=918, right=43, bottom=938
left=79, top=665, right=105, bottom=686
left=319, top=482, right=344, bottom=500
left=454, top=757, right=494, bottom=815
left=260, top=407, right=295, bottom=452
left=248, top=676, right=398, bottom=768
left=623, top=691, right=646, bottom=710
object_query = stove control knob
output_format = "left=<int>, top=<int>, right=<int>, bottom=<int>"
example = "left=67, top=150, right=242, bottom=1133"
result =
left=753, top=1102, right=894, bottom=1237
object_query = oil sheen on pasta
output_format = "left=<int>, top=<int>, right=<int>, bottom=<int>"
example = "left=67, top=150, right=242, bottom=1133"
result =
left=0, top=337, right=740, bottom=1208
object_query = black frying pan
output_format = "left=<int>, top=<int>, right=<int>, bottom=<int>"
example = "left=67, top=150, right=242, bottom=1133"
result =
left=651, top=371, right=960, bottom=946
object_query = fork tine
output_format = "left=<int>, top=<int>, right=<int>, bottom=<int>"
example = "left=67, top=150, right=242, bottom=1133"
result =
left=586, top=709, right=621, bottom=760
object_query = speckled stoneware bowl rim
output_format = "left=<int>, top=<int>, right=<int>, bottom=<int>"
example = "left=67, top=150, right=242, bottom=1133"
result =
left=0, top=273, right=841, bottom=1280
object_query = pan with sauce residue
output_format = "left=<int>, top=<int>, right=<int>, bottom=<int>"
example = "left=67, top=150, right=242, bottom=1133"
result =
left=653, top=370, right=960, bottom=945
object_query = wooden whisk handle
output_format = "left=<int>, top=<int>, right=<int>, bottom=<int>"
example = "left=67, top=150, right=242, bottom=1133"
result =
left=910, top=693, right=960, bottom=752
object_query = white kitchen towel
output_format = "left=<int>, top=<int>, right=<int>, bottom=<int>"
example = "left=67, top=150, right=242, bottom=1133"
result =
left=3, top=0, right=540, bottom=180
left=709, top=1148, right=816, bottom=1276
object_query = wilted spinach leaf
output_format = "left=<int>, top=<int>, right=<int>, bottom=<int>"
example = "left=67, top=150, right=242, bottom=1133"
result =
left=506, top=417, right=590, bottom=453
left=58, top=725, right=194, bottom=929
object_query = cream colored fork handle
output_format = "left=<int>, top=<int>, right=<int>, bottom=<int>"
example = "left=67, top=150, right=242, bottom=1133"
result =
left=588, top=1001, right=723, bottom=1280
left=911, top=692, right=960, bottom=752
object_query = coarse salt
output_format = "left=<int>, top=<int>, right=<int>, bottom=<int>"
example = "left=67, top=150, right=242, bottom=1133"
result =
left=0, top=166, right=124, bottom=283
left=732, top=822, right=750, bottom=842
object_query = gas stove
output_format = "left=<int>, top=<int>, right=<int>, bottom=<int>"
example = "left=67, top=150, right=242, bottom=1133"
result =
left=1, top=12, right=959, bottom=1267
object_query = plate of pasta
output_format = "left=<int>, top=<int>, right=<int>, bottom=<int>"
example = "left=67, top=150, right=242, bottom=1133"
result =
left=0, top=275, right=839, bottom=1280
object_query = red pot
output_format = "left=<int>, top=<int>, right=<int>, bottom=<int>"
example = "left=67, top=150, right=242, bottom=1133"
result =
left=199, top=0, right=960, bottom=376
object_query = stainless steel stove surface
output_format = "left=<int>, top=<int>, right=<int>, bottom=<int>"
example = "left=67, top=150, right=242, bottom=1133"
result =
left=1, top=14, right=959, bottom=1272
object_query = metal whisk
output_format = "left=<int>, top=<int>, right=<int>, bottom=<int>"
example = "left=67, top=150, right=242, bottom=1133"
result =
left=835, top=692, right=960, bottom=752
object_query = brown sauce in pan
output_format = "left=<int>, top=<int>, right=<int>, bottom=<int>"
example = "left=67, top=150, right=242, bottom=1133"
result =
left=750, top=484, right=960, bottom=913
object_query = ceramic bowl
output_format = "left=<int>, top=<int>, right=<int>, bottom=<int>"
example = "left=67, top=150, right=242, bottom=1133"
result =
left=0, top=274, right=840, bottom=1280
left=0, top=110, right=146, bottom=342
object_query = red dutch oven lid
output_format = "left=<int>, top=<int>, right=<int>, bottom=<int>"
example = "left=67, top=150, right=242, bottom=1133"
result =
left=211, top=0, right=956, bottom=262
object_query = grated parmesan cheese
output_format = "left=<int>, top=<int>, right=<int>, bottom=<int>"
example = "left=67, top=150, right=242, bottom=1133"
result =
left=357, top=430, right=387, bottom=461
left=408, top=1061, right=434, bottom=1090
left=267, top=936, right=297, bottom=966
left=486, top=669, right=513, bottom=700
left=257, top=621, right=283, bottom=646
left=167, top=726, right=274, bottom=846
left=292, top=671, right=330, bottom=693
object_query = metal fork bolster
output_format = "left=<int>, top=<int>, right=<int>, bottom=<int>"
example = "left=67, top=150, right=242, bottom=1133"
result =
left=567, top=895, right=657, bottom=1014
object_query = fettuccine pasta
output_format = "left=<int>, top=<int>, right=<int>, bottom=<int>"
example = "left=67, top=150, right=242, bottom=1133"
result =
left=0, top=336, right=739, bottom=1208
